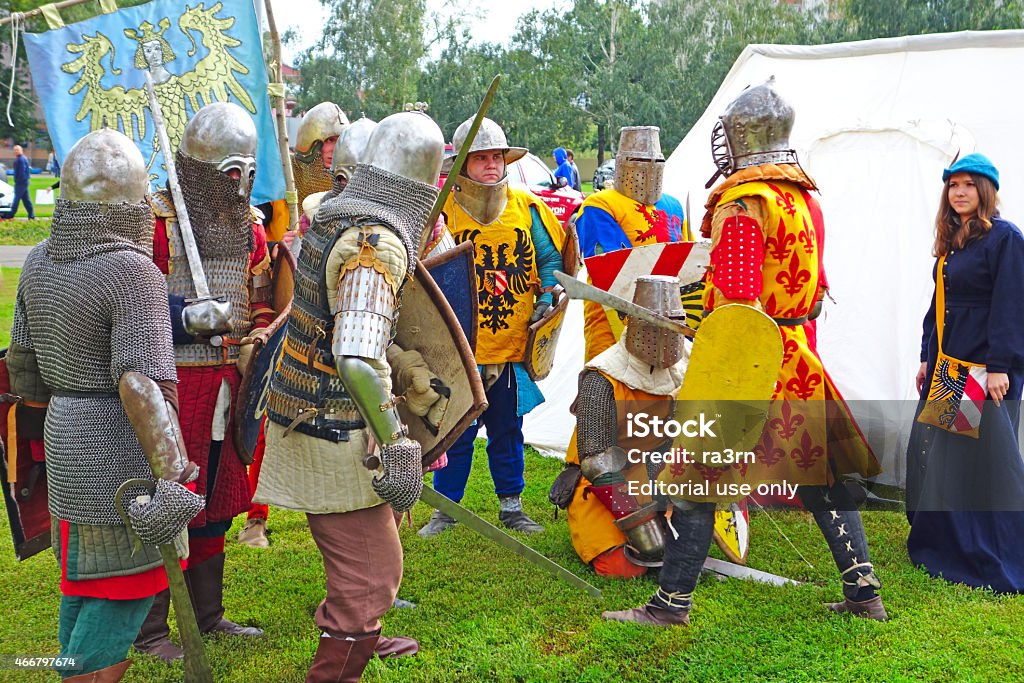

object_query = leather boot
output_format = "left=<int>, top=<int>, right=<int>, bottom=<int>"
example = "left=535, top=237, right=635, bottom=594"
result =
left=64, top=660, right=131, bottom=682
left=375, top=635, right=419, bottom=659
left=306, top=632, right=379, bottom=683
left=417, top=510, right=457, bottom=538
left=498, top=510, right=544, bottom=534
left=826, top=595, right=889, bottom=621
left=602, top=602, right=691, bottom=626
left=133, top=589, right=183, bottom=662
left=238, top=517, right=270, bottom=549
left=184, top=552, right=264, bottom=637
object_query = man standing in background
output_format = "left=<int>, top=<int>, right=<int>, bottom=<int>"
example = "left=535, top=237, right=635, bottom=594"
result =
left=3, top=145, right=35, bottom=220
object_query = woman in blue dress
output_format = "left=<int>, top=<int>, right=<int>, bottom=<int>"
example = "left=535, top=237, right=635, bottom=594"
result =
left=906, top=153, right=1024, bottom=593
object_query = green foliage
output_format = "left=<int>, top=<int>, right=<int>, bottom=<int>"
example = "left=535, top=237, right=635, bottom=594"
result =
left=832, top=0, right=1024, bottom=40
left=296, top=0, right=1024, bottom=162
left=296, top=0, right=429, bottom=120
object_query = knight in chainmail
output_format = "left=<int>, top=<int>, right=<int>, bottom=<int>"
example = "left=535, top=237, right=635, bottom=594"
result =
left=419, top=116, right=566, bottom=538
left=7, top=129, right=201, bottom=681
left=255, top=110, right=444, bottom=679
left=133, top=102, right=273, bottom=661
left=603, top=79, right=888, bottom=627
left=552, top=277, right=689, bottom=580
left=292, top=102, right=349, bottom=228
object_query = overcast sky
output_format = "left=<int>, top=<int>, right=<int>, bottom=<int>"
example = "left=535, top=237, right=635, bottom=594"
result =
left=267, top=0, right=572, bottom=66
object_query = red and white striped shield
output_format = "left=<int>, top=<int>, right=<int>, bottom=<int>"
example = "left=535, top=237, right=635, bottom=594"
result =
left=951, top=365, right=988, bottom=434
left=484, top=269, right=508, bottom=297
left=584, top=242, right=710, bottom=341
left=584, top=242, right=709, bottom=301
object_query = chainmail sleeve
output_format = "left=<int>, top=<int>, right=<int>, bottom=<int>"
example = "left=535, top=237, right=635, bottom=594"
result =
left=576, top=370, right=618, bottom=458
left=106, top=252, right=178, bottom=385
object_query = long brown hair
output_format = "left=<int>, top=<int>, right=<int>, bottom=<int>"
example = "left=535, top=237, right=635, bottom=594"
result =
left=933, top=172, right=999, bottom=256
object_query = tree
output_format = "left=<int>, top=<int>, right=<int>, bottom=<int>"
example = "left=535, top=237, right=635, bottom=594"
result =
left=297, top=0, right=429, bottom=120
left=831, top=0, right=1024, bottom=40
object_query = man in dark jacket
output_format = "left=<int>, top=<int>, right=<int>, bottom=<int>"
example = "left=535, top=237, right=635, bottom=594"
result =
left=4, top=145, right=35, bottom=219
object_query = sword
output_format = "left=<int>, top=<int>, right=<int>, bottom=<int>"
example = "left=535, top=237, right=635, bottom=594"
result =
left=115, top=480, right=212, bottom=683
left=419, top=74, right=501, bottom=258
left=419, top=485, right=602, bottom=599
left=143, top=71, right=230, bottom=333
left=554, top=270, right=695, bottom=338
left=702, top=556, right=801, bottom=586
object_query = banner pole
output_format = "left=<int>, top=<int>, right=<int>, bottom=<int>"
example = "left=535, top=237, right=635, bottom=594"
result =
left=262, top=0, right=299, bottom=232
left=0, top=0, right=97, bottom=27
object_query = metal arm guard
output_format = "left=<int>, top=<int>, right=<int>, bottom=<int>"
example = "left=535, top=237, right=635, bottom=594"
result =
left=336, top=357, right=406, bottom=446
left=118, top=371, right=198, bottom=484
left=332, top=236, right=399, bottom=362
left=579, top=446, right=628, bottom=487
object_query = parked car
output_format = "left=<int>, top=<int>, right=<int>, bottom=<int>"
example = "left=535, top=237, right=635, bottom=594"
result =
left=508, top=152, right=585, bottom=226
left=0, top=177, right=13, bottom=211
left=441, top=148, right=585, bottom=227
left=592, top=158, right=615, bottom=191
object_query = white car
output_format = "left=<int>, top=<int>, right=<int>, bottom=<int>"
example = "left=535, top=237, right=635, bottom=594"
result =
left=0, top=177, right=14, bottom=211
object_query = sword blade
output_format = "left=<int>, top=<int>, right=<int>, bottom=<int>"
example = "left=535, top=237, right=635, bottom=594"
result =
left=702, top=556, right=801, bottom=586
left=554, top=271, right=695, bottom=337
left=419, top=486, right=602, bottom=598
left=144, top=71, right=212, bottom=300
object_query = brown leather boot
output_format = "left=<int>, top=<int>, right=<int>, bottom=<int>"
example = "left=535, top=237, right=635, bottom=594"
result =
left=374, top=635, right=419, bottom=659
left=602, top=603, right=691, bottom=626
left=306, top=632, right=379, bottom=683
left=64, top=660, right=131, bottom=682
left=184, top=552, right=264, bottom=636
left=133, top=589, right=183, bottom=662
left=826, top=595, right=889, bottom=621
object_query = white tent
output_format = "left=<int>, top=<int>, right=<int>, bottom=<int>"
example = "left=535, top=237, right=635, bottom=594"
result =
left=526, top=30, right=1024, bottom=486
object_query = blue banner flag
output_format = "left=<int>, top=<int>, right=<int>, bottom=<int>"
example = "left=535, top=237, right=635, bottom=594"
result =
left=24, top=0, right=285, bottom=205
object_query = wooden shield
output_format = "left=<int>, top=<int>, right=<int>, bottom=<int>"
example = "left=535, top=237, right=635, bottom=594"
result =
left=0, top=350, right=52, bottom=560
left=523, top=288, right=569, bottom=382
left=422, top=241, right=478, bottom=352
left=395, top=262, right=487, bottom=466
left=233, top=244, right=297, bottom=465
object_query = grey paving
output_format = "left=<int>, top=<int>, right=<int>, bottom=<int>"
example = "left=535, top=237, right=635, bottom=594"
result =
left=0, top=246, right=33, bottom=268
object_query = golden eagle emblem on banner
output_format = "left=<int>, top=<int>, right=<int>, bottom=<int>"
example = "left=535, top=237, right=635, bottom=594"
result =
left=61, top=2, right=255, bottom=172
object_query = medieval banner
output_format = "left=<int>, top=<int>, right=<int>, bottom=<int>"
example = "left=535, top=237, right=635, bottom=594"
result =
left=23, top=0, right=285, bottom=205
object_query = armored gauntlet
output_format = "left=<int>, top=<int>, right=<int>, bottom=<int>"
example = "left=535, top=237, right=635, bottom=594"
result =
left=126, top=479, right=205, bottom=546
left=371, top=437, right=423, bottom=513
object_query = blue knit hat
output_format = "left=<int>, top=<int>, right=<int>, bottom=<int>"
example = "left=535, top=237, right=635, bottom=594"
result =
left=943, top=153, right=999, bottom=190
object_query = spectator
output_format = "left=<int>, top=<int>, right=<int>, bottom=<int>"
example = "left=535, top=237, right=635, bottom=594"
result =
left=567, top=149, right=582, bottom=191
left=3, top=145, right=35, bottom=220
left=553, top=147, right=573, bottom=188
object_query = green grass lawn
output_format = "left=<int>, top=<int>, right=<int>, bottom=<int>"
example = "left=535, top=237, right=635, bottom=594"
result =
left=0, top=267, right=18, bottom=345
left=1, top=447, right=1023, bottom=682
left=3, top=176, right=60, bottom=219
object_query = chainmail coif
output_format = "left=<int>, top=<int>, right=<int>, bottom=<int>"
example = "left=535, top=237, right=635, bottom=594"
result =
left=47, top=199, right=154, bottom=262
left=175, top=150, right=254, bottom=257
left=315, top=163, right=438, bottom=272
left=13, top=200, right=177, bottom=526
left=291, top=150, right=333, bottom=204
